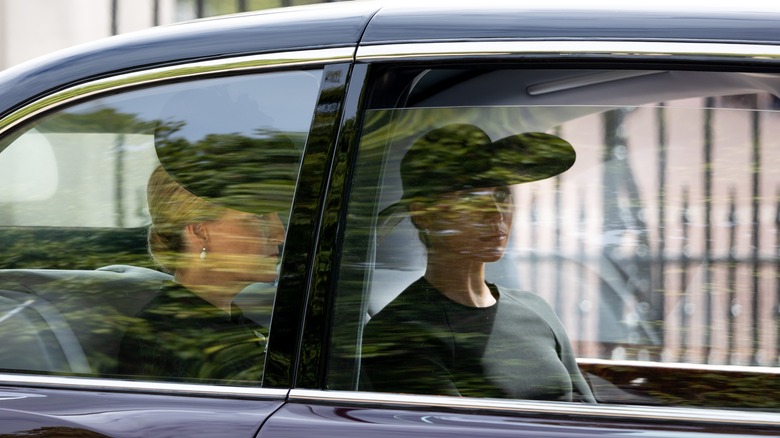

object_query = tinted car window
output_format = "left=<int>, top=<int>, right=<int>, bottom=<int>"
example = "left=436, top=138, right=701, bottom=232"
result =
left=0, top=69, right=322, bottom=384
left=330, top=67, right=780, bottom=409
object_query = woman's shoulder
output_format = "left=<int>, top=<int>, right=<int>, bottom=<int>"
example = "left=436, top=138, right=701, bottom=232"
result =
left=494, top=286, right=565, bottom=328
left=497, top=287, right=550, bottom=308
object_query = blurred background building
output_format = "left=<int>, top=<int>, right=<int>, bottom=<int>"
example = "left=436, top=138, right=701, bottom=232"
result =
left=0, top=0, right=342, bottom=71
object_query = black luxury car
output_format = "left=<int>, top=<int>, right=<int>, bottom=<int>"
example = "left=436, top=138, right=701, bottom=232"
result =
left=0, top=1, right=778, bottom=437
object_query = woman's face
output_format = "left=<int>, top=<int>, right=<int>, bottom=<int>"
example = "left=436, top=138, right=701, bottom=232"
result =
left=417, top=185, right=514, bottom=263
left=204, top=209, right=285, bottom=283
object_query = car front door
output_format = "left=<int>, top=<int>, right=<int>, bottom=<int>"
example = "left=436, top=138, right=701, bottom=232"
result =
left=261, top=38, right=780, bottom=437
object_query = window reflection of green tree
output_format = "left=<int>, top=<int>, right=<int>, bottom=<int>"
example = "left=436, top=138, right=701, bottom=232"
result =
left=1, top=108, right=158, bottom=271
left=124, top=298, right=266, bottom=383
left=1, top=110, right=304, bottom=270
left=37, top=108, right=158, bottom=133
left=154, top=122, right=304, bottom=215
left=1, top=110, right=302, bottom=379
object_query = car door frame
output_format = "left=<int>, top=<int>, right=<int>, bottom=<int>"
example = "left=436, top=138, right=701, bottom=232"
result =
left=0, top=47, right=356, bottom=437
left=286, top=39, right=780, bottom=437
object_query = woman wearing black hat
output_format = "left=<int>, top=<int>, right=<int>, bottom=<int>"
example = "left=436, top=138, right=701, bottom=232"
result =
left=361, top=123, right=594, bottom=402
left=117, top=86, right=298, bottom=382
left=117, top=165, right=283, bottom=382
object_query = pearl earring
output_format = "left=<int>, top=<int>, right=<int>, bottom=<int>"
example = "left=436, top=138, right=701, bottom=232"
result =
left=200, top=247, right=207, bottom=260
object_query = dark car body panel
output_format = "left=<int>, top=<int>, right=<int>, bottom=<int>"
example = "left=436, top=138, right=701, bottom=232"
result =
left=0, top=386, right=283, bottom=437
left=7, top=3, right=780, bottom=121
left=0, top=2, right=379, bottom=120
left=361, top=5, right=780, bottom=45
left=265, top=62, right=354, bottom=390
left=1, top=2, right=779, bottom=437
left=260, top=398, right=780, bottom=438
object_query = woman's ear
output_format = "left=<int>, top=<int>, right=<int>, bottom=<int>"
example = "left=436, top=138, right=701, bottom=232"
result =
left=183, top=222, right=210, bottom=246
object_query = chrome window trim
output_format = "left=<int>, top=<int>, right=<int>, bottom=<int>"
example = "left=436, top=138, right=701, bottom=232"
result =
left=288, top=389, right=780, bottom=427
left=0, top=46, right=355, bottom=134
left=356, top=41, right=780, bottom=62
left=577, top=357, right=780, bottom=375
left=0, top=373, right=289, bottom=399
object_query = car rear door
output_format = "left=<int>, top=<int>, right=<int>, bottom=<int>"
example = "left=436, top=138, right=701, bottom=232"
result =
left=0, top=45, right=355, bottom=436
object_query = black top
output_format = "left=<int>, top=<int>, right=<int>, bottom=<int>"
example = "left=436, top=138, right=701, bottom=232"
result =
left=117, top=282, right=267, bottom=383
left=361, top=277, right=594, bottom=402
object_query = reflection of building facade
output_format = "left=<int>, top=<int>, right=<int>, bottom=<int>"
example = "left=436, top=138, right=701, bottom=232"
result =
left=508, top=95, right=780, bottom=366
left=0, top=0, right=337, bottom=71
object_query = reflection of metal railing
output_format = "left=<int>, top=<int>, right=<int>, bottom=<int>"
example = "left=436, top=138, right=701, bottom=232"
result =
left=520, top=98, right=780, bottom=368
left=518, top=240, right=779, bottom=367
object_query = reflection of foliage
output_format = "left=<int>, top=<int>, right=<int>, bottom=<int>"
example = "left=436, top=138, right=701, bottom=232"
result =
left=584, top=362, right=780, bottom=410
left=36, top=107, right=157, bottom=134
left=401, top=123, right=575, bottom=202
left=155, top=125, right=304, bottom=215
left=0, top=106, right=293, bottom=384
left=118, top=287, right=266, bottom=385
left=1, top=106, right=160, bottom=271
left=0, top=269, right=168, bottom=375
left=0, top=228, right=154, bottom=270
left=645, top=372, right=780, bottom=409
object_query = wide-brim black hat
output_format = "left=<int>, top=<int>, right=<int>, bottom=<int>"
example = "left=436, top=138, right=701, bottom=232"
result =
left=377, top=123, right=576, bottom=239
left=154, top=87, right=301, bottom=215
left=400, top=123, right=575, bottom=202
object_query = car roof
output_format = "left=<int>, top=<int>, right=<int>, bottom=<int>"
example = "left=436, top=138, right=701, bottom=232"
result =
left=0, top=2, right=381, bottom=119
left=2, top=1, right=780, bottom=119
left=363, top=2, right=780, bottom=45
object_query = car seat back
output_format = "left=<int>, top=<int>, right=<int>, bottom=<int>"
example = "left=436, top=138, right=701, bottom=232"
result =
left=0, top=265, right=171, bottom=375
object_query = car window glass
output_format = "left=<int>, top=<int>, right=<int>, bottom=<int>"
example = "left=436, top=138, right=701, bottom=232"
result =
left=330, top=68, right=780, bottom=410
left=0, top=69, right=322, bottom=385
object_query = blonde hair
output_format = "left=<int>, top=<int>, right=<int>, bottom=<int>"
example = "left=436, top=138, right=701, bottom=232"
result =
left=146, top=165, right=225, bottom=273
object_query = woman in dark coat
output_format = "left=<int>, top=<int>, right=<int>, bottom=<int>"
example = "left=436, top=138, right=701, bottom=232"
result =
left=118, top=165, right=283, bottom=383
left=361, top=123, right=594, bottom=402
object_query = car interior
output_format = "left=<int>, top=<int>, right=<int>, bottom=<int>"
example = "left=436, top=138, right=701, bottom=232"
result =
left=356, top=66, right=780, bottom=315
left=363, top=67, right=780, bottom=321
left=332, top=66, right=780, bottom=407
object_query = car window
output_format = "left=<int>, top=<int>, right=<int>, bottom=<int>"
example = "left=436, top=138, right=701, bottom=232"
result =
left=0, top=69, right=322, bottom=384
left=329, top=67, right=780, bottom=409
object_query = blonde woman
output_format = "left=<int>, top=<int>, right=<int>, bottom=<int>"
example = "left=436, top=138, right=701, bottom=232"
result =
left=118, top=165, right=284, bottom=382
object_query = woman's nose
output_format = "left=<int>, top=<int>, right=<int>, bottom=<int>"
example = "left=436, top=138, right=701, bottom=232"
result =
left=482, top=197, right=504, bottom=218
left=269, top=214, right=285, bottom=243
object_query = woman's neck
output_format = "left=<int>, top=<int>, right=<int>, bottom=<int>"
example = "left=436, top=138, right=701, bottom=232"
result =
left=174, top=270, right=243, bottom=315
left=424, top=257, right=496, bottom=308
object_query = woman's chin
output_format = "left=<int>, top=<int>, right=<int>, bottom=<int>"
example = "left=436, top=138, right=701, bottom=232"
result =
left=483, top=254, right=505, bottom=263
left=480, top=246, right=509, bottom=263
left=453, top=250, right=505, bottom=264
